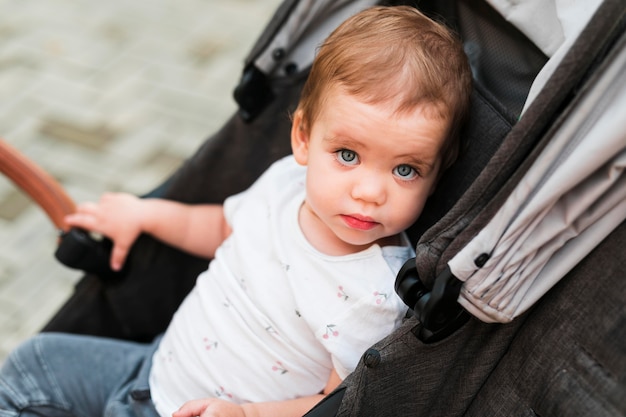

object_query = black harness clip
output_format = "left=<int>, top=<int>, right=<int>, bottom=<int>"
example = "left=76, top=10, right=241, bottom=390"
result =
left=395, top=258, right=470, bottom=343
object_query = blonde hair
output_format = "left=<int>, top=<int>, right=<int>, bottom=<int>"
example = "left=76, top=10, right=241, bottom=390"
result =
left=296, top=6, right=472, bottom=169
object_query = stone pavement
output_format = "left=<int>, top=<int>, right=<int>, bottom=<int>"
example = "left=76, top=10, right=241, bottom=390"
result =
left=0, top=0, right=282, bottom=364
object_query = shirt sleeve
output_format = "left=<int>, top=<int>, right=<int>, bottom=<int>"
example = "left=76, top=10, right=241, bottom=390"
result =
left=223, top=189, right=247, bottom=227
left=223, top=155, right=297, bottom=226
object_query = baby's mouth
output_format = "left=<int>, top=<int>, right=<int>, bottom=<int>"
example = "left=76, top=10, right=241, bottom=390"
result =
left=341, top=214, right=379, bottom=231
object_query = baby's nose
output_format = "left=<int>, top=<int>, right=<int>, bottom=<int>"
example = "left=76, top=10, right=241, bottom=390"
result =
left=350, top=173, right=387, bottom=205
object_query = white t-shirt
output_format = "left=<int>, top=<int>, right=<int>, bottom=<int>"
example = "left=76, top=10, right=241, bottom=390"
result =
left=149, top=156, right=412, bottom=416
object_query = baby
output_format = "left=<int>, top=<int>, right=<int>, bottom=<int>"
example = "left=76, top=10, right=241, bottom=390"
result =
left=0, top=6, right=471, bottom=417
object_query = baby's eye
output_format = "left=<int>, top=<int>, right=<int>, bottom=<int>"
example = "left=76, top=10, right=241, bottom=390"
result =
left=336, top=149, right=359, bottom=165
left=393, top=164, right=418, bottom=180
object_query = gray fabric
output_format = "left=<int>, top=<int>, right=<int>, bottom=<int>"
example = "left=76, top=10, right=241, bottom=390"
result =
left=336, top=316, right=524, bottom=416
left=242, top=0, right=299, bottom=66
left=458, top=0, right=548, bottom=117
left=253, top=0, right=378, bottom=76
left=464, top=220, right=626, bottom=416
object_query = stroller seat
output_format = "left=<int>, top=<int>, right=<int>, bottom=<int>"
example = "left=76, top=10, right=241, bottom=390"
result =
left=1, top=0, right=624, bottom=415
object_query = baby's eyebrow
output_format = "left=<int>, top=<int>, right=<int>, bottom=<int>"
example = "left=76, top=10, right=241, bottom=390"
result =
left=324, top=135, right=361, bottom=147
left=325, top=136, right=371, bottom=154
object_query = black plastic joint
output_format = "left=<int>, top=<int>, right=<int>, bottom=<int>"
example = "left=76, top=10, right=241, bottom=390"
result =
left=395, top=258, right=469, bottom=343
left=233, top=65, right=275, bottom=123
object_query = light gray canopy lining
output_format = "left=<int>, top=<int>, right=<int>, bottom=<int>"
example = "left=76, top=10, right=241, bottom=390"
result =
left=451, top=41, right=626, bottom=323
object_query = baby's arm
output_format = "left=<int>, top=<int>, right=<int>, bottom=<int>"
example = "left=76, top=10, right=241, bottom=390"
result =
left=173, top=368, right=342, bottom=417
left=65, top=192, right=231, bottom=271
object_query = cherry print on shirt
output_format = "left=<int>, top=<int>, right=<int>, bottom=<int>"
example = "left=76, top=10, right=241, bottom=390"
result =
left=373, top=291, right=389, bottom=305
left=215, top=386, right=234, bottom=399
left=323, top=324, right=339, bottom=339
left=337, top=285, right=349, bottom=300
left=272, top=361, right=288, bottom=374
left=203, top=337, right=218, bottom=351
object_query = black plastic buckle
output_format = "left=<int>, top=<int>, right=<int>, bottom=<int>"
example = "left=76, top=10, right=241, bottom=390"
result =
left=395, top=258, right=470, bottom=343
left=233, top=65, right=275, bottom=123
left=54, top=228, right=120, bottom=280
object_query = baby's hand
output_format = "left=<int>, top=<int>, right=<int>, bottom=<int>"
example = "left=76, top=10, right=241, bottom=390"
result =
left=173, top=398, right=247, bottom=417
left=64, top=192, right=144, bottom=271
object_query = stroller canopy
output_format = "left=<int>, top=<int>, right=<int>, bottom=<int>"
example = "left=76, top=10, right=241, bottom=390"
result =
left=453, top=46, right=626, bottom=322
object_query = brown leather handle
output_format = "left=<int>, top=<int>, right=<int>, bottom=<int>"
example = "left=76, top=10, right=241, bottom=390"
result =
left=0, top=138, right=76, bottom=231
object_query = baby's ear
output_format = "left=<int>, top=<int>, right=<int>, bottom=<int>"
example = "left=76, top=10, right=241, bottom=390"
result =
left=291, top=109, right=310, bottom=165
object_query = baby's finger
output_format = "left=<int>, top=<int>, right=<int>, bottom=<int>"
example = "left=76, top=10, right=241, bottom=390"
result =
left=64, top=212, right=98, bottom=230
left=75, top=201, right=101, bottom=213
left=110, top=243, right=130, bottom=271
left=173, top=399, right=208, bottom=417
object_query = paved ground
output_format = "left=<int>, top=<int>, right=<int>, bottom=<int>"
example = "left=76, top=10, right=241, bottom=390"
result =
left=0, top=0, right=282, bottom=364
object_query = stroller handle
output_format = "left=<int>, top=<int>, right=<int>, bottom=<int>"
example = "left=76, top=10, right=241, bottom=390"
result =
left=0, top=138, right=76, bottom=232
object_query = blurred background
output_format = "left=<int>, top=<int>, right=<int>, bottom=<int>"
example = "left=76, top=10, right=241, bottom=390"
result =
left=0, top=0, right=282, bottom=363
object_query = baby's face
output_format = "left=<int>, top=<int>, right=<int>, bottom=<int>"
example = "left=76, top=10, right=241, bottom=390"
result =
left=291, top=87, right=450, bottom=255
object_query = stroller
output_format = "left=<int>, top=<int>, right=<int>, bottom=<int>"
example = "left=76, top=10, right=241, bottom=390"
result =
left=1, top=0, right=624, bottom=415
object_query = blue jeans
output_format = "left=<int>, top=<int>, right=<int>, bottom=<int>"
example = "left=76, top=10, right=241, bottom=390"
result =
left=0, top=333, right=161, bottom=417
